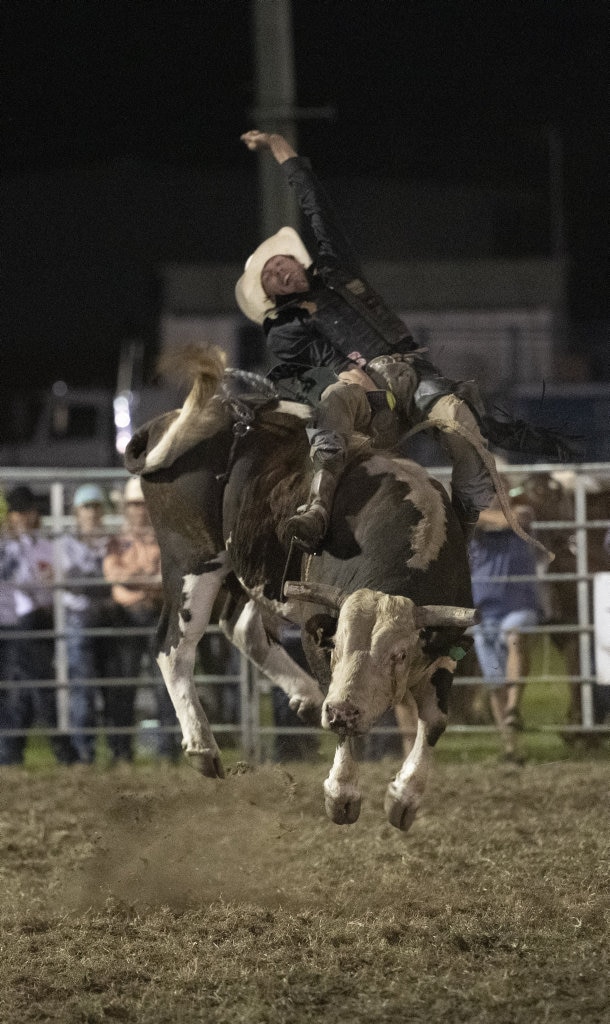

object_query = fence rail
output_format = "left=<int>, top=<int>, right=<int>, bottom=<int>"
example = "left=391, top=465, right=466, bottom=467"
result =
left=1, top=463, right=609, bottom=761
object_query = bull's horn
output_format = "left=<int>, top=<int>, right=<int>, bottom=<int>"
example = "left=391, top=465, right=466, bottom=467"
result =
left=414, top=605, right=479, bottom=630
left=283, top=581, right=345, bottom=610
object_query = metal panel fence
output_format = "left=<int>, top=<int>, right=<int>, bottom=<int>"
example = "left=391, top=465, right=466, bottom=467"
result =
left=1, top=463, right=609, bottom=764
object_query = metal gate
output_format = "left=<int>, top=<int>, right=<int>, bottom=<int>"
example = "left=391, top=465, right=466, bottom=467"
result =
left=1, top=463, right=609, bottom=763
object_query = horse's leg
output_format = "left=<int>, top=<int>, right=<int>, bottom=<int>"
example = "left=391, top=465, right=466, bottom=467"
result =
left=220, top=598, right=324, bottom=722
left=323, top=737, right=362, bottom=825
left=385, top=658, right=454, bottom=832
left=156, top=550, right=231, bottom=778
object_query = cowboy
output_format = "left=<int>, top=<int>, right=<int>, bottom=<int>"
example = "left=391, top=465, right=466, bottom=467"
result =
left=236, top=130, right=498, bottom=552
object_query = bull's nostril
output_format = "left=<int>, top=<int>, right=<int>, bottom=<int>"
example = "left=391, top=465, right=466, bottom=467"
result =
left=326, top=705, right=340, bottom=725
left=325, top=701, right=359, bottom=731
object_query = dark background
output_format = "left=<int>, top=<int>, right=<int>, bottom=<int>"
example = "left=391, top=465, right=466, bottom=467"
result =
left=1, top=0, right=608, bottom=392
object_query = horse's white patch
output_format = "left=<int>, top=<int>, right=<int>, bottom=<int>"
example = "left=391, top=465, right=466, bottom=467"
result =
left=362, top=455, right=447, bottom=569
left=178, top=552, right=231, bottom=638
left=156, top=551, right=230, bottom=753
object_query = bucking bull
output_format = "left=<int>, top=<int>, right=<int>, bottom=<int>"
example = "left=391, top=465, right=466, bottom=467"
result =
left=125, top=346, right=478, bottom=831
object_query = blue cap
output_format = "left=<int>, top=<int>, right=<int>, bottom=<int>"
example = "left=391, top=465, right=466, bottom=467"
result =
left=73, top=484, right=106, bottom=508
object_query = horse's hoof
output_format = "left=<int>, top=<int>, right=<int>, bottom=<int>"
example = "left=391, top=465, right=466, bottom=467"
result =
left=187, top=750, right=225, bottom=779
left=384, top=791, right=417, bottom=832
left=325, top=793, right=361, bottom=825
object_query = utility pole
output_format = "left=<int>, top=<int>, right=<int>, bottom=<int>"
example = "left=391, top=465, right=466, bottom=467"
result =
left=548, top=126, right=566, bottom=260
left=252, top=0, right=300, bottom=235
left=250, top=0, right=335, bottom=237
left=546, top=125, right=569, bottom=346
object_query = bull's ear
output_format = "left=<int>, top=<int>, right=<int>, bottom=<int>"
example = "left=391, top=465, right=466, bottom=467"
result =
left=304, top=613, right=337, bottom=652
left=414, top=605, right=479, bottom=630
left=283, top=580, right=345, bottom=610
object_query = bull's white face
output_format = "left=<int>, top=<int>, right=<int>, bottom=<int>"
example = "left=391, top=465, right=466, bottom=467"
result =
left=322, top=591, right=428, bottom=735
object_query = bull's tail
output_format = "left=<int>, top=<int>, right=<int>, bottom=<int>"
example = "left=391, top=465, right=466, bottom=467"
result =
left=156, top=343, right=227, bottom=398
left=403, top=417, right=554, bottom=562
left=126, top=344, right=228, bottom=474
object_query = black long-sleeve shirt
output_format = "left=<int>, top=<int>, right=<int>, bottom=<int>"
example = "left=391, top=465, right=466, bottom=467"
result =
left=265, top=157, right=417, bottom=404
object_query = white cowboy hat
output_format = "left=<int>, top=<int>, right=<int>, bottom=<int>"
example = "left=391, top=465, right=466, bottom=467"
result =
left=234, top=226, right=312, bottom=324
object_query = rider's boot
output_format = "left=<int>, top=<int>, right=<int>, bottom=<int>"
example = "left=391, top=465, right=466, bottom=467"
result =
left=287, top=456, right=343, bottom=553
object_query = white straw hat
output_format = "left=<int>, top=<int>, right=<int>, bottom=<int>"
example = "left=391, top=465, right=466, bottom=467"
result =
left=234, top=226, right=312, bottom=324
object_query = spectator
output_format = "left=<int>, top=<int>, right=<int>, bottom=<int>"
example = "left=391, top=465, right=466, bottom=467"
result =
left=103, top=476, right=180, bottom=762
left=0, top=485, right=76, bottom=766
left=59, top=483, right=113, bottom=764
left=469, top=495, right=541, bottom=763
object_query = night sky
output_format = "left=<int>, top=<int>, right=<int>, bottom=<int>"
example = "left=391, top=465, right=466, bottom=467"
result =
left=1, top=0, right=608, bottom=393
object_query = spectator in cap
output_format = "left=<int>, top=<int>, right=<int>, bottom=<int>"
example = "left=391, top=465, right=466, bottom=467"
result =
left=58, top=483, right=114, bottom=764
left=0, top=485, right=77, bottom=766
left=102, top=477, right=180, bottom=762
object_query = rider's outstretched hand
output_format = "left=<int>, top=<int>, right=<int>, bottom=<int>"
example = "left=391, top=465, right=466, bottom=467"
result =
left=240, top=130, right=297, bottom=164
left=240, top=130, right=272, bottom=151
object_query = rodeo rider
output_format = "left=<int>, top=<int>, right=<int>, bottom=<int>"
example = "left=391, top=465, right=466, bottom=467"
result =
left=236, top=129, right=499, bottom=553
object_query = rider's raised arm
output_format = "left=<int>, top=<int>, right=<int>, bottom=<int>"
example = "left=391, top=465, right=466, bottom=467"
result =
left=240, top=130, right=361, bottom=275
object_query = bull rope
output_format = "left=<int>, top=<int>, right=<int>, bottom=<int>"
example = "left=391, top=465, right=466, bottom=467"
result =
left=401, top=417, right=554, bottom=563
left=214, top=369, right=280, bottom=482
left=220, top=368, right=278, bottom=436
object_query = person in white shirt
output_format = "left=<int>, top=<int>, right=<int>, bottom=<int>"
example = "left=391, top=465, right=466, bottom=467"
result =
left=0, top=486, right=76, bottom=766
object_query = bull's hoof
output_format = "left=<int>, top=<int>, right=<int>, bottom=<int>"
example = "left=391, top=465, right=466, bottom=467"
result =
left=186, top=749, right=225, bottom=779
left=325, top=793, right=361, bottom=825
left=289, top=695, right=323, bottom=726
left=384, top=791, right=417, bottom=832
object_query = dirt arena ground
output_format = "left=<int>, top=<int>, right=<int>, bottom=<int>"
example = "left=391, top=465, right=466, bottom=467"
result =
left=0, top=758, right=608, bottom=1024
